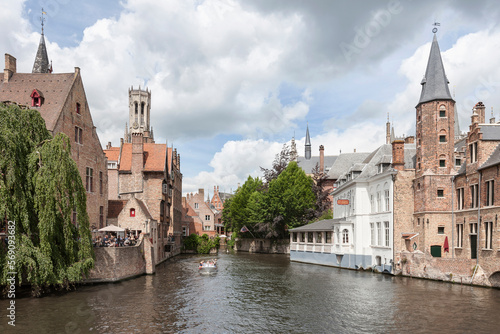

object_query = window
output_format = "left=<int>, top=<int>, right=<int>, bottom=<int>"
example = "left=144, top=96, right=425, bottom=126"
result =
left=99, top=206, right=104, bottom=227
left=469, top=142, right=478, bottom=163
left=377, top=222, right=382, bottom=246
left=417, top=218, right=420, bottom=226
left=134, top=102, right=138, bottom=123
left=205, top=215, right=211, bottom=221
left=30, top=89, right=43, bottom=107
left=370, top=195, right=375, bottom=213
left=437, top=189, right=444, bottom=198
left=376, top=192, right=381, bottom=212
left=86, top=167, right=93, bottom=192
left=485, top=222, right=493, bottom=249
left=439, top=135, right=446, bottom=143
left=76, top=103, right=81, bottom=114
left=108, top=162, right=117, bottom=169
left=455, top=158, right=461, bottom=166
left=370, top=223, right=375, bottom=245
left=203, top=225, right=211, bottom=231
left=470, top=223, right=478, bottom=234
left=325, top=231, right=332, bottom=243
left=486, top=180, right=494, bottom=206
left=439, top=159, right=446, bottom=167
left=438, top=226, right=445, bottom=234
left=130, top=208, right=135, bottom=217
left=457, top=188, right=464, bottom=210
left=316, top=232, right=322, bottom=243
left=384, top=190, right=390, bottom=211
left=99, top=171, right=103, bottom=195
left=307, top=232, right=313, bottom=243
left=75, top=126, right=83, bottom=144
left=292, top=233, right=297, bottom=242
left=457, top=224, right=463, bottom=248
left=72, top=210, right=77, bottom=225
left=194, top=203, right=199, bottom=209
left=439, top=106, right=446, bottom=117
left=384, top=221, right=389, bottom=247
left=342, top=229, right=349, bottom=244
left=470, top=184, right=479, bottom=208
left=183, top=227, right=187, bottom=236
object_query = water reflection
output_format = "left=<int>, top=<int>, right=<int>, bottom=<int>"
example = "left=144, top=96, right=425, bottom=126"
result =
left=1, top=252, right=499, bottom=333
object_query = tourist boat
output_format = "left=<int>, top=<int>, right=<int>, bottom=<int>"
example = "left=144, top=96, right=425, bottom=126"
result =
left=199, top=261, right=217, bottom=274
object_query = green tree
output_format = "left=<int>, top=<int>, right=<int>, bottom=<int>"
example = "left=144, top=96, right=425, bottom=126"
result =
left=256, top=161, right=315, bottom=238
left=0, top=103, right=93, bottom=295
left=223, top=176, right=262, bottom=236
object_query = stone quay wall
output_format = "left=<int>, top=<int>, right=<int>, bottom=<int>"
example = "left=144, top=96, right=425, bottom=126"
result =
left=397, top=251, right=500, bottom=288
left=234, top=238, right=290, bottom=254
left=85, top=234, right=155, bottom=283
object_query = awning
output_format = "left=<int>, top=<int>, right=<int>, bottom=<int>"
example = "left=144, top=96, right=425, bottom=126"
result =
left=98, top=225, right=126, bottom=232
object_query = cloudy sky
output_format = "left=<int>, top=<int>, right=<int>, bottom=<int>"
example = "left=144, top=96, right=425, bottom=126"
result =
left=3, top=0, right=500, bottom=196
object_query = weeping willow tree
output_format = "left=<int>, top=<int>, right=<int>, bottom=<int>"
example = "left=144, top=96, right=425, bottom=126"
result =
left=0, top=103, right=94, bottom=295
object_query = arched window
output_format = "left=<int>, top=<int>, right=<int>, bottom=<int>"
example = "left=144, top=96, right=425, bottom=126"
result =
left=439, top=105, right=446, bottom=117
left=130, top=208, right=135, bottom=217
left=30, top=89, right=43, bottom=107
left=342, top=229, right=349, bottom=244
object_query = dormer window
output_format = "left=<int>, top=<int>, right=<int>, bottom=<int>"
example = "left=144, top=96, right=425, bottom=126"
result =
left=30, top=89, right=43, bottom=107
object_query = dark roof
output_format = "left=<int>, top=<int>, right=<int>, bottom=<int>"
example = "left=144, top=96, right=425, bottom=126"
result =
left=455, top=137, right=467, bottom=152
left=480, top=124, right=500, bottom=140
left=479, top=143, right=500, bottom=170
left=305, top=125, right=311, bottom=146
left=418, top=34, right=454, bottom=105
left=327, top=152, right=370, bottom=179
left=32, top=33, right=50, bottom=73
left=0, top=72, right=75, bottom=131
left=297, top=155, right=338, bottom=175
left=108, top=200, right=127, bottom=219
left=289, top=219, right=335, bottom=231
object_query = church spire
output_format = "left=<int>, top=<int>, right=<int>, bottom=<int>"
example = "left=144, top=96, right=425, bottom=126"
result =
left=305, top=124, right=311, bottom=160
left=418, top=32, right=453, bottom=105
left=32, top=9, right=50, bottom=74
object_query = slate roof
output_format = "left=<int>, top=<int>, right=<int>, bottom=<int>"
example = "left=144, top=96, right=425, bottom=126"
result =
left=297, top=155, right=338, bottom=175
left=418, top=34, right=454, bottom=105
left=289, top=219, right=335, bottom=231
left=32, top=33, right=50, bottom=73
left=0, top=72, right=75, bottom=131
left=480, top=124, right=500, bottom=140
left=479, top=143, right=500, bottom=170
left=326, top=152, right=370, bottom=179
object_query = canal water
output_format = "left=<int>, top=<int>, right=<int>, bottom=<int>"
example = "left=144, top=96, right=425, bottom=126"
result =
left=1, top=252, right=500, bottom=333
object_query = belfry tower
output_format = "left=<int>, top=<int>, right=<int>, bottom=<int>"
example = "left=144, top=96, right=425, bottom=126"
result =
left=414, top=29, right=455, bottom=254
left=124, top=86, right=154, bottom=143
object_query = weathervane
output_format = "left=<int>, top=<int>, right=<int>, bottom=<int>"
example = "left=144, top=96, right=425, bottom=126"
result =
left=40, top=8, right=47, bottom=34
left=432, top=21, right=440, bottom=34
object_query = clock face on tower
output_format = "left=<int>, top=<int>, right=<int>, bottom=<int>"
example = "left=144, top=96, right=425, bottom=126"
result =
left=133, top=121, right=139, bottom=129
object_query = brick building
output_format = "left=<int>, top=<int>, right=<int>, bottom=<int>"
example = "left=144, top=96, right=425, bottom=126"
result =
left=186, top=189, right=220, bottom=236
left=0, top=33, right=108, bottom=230
left=104, top=87, right=183, bottom=261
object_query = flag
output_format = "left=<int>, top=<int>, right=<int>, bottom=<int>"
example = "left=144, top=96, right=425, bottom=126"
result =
left=240, top=226, right=249, bottom=233
left=42, top=11, right=47, bottom=15
left=443, top=236, right=449, bottom=253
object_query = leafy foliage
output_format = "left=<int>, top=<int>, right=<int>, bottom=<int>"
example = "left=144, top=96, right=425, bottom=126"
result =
left=182, top=234, right=220, bottom=254
left=0, top=103, right=93, bottom=295
left=260, top=143, right=291, bottom=184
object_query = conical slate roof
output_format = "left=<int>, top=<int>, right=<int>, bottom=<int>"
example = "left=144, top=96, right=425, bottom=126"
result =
left=305, top=124, right=311, bottom=146
left=418, top=34, right=453, bottom=105
left=32, top=33, right=50, bottom=73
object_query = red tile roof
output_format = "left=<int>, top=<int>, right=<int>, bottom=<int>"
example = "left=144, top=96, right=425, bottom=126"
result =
left=113, top=143, right=167, bottom=172
left=0, top=72, right=76, bottom=131
left=104, top=147, right=120, bottom=161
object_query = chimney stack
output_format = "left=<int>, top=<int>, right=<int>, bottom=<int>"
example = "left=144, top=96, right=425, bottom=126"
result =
left=4, top=54, right=16, bottom=83
left=391, top=139, right=405, bottom=171
left=106, top=141, right=112, bottom=149
left=490, top=107, right=496, bottom=124
left=475, top=102, right=485, bottom=124
left=319, top=145, right=324, bottom=173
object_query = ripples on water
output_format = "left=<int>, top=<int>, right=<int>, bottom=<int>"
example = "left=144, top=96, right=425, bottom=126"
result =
left=1, top=252, right=500, bottom=333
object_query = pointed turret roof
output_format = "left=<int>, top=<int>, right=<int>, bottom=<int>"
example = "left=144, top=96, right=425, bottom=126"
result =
left=305, top=125, right=311, bottom=146
left=418, top=34, right=453, bottom=105
left=32, top=33, right=50, bottom=73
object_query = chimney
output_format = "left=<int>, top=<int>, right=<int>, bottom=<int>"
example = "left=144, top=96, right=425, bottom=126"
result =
left=131, top=133, right=144, bottom=172
left=106, top=141, right=112, bottom=149
left=391, top=139, right=405, bottom=171
left=471, top=110, right=479, bottom=125
left=120, top=138, right=124, bottom=145
left=386, top=114, right=391, bottom=144
left=475, top=102, right=485, bottom=124
left=319, top=145, right=324, bottom=173
left=490, top=107, right=496, bottom=124
left=4, top=54, right=16, bottom=83
left=199, top=188, right=204, bottom=198
left=354, top=148, right=356, bottom=153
